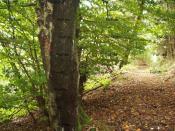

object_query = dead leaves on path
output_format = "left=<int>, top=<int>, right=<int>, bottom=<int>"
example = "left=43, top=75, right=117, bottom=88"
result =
left=83, top=71, right=175, bottom=130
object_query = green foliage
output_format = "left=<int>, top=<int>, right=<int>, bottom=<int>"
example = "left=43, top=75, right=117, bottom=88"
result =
left=76, top=106, right=92, bottom=131
left=79, top=0, right=149, bottom=76
left=84, top=74, right=111, bottom=91
left=150, top=60, right=174, bottom=74
left=0, top=108, right=26, bottom=122
left=0, top=0, right=47, bottom=121
left=0, top=103, right=37, bottom=123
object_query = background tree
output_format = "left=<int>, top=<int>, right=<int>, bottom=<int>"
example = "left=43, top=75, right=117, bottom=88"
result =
left=0, top=0, right=47, bottom=121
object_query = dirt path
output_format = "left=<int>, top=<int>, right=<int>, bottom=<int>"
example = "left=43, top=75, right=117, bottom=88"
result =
left=1, top=69, right=175, bottom=131
left=83, top=70, right=175, bottom=130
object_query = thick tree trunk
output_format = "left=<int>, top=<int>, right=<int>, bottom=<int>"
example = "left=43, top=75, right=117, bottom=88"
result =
left=48, top=0, right=79, bottom=130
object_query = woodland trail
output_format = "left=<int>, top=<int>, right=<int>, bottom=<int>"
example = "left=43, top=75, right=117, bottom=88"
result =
left=83, top=69, right=175, bottom=131
left=1, top=68, right=175, bottom=131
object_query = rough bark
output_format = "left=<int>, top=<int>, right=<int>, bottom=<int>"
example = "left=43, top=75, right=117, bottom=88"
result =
left=47, top=0, right=80, bottom=130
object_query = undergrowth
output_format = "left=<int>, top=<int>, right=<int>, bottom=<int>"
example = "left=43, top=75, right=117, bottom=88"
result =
left=84, top=74, right=111, bottom=91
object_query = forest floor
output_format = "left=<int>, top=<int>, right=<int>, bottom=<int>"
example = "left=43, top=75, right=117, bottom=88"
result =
left=83, top=67, right=175, bottom=131
left=1, top=66, right=175, bottom=131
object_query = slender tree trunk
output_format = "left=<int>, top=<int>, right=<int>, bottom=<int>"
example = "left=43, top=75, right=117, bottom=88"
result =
left=79, top=73, right=87, bottom=98
left=36, top=0, right=52, bottom=118
left=47, top=0, right=80, bottom=130
left=37, top=0, right=52, bottom=77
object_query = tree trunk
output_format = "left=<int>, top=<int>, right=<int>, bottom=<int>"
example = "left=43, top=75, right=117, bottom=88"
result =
left=36, top=0, right=52, bottom=118
left=79, top=73, right=87, bottom=100
left=47, top=0, right=79, bottom=130
left=37, top=0, right=52, bottom=78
